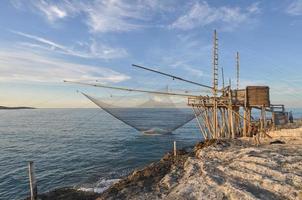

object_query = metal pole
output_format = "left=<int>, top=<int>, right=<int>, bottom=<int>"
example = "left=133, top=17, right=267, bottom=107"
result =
left=28, top=161, right=37, bottom=200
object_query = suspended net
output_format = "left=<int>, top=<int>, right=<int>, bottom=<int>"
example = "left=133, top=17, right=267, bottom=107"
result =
left=81, top=88, right=196, bottom=134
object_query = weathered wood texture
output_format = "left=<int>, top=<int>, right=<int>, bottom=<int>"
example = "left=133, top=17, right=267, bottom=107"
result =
left=246, top=86, right=270, bottom=107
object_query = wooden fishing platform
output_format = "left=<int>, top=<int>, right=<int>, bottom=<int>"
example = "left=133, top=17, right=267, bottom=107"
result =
left=187, top=31, right=288, bottom=140
left=65, top=30, right=290, bottom=140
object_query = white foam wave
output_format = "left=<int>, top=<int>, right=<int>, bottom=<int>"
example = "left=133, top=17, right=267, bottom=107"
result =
left=78, top=178, right=120, bottom=193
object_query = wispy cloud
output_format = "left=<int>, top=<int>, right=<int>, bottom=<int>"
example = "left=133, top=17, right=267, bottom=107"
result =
left=169, top=60, right=204, bottom=78
left=239, top=79, right=267, bottom=88
left=11, top=0, right=172, bottom=33
left=12, top=30, right=69, bottom=51
left=82, top=0, right=148, bottom=33
left=286, top=0, right=302, bottom=15
left=247, top=2, right=261, bottom=14
left=169, top=1, right=260, bottom=31
left=12, top=1, right=260, bottom=32
left=34, top=0, right=68, bottom=21
left=12, top=30, right=128, bottom=59
left=33, top=0, right=147, bottom=32
left=0, top=50, right=130, bottom=83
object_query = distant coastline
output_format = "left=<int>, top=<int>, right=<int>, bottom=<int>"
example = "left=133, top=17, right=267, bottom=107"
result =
left=0, top=106, right=35, bottom=110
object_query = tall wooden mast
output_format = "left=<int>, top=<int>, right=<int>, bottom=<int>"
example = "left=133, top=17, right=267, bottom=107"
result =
left=236, top=52, right=240, bottom=90
left=221, top=67, right=225, bottom=90
left=213, top=30, right=219, bottom=138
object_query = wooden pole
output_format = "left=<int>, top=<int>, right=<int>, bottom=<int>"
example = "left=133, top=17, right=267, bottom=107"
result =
left=263, top=107, right=266, bottom=130
left=213, top=100, right=218, bottom=138
left=234, top=106, right=240, bottom=137
left=221, top=67, right=225, bottom=95
left=212, top=30, right=219, bottom=138
left=243, top=108, right=251, bottom=137
left=219, top=107, right=224, bottom=137
left=261, top=106, right=266, bottom=137
left=203, top=106, right=214, bottom=137
left=201, top=109, right=213, bottom=138
left=173, top=141, right=177, bottom=157
left=28, top=161, right=37, bottom=200
left=243, top=86, right=248, bottom=137
left=243, top=108, right=247, bottom=137
left=227, top=87, right=235, bottom=139
left=224, top=109, right=230, bottom=138
left=236, top=52, right=239, bottom=89
left=272, top=111, right=276, bottom=130
left=229, top=107, right=235, bottom=139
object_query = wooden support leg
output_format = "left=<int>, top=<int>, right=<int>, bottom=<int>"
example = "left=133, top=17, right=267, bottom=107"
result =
left=225, top=109, right=230, bottom=138
left=243, top=108, right=251, bottom=137
left=234, top=107, right=240, bottom=137
left=261, top=106, right=266, bottom=138
left=228, top=106, right=235, bottom=139
left=213, top=99, right=218, bottom=138
left=272, top=111, right=276, bottom=130
left=204, top=107, right=214, bottom=138
left=200, top=112, right=211, bottom=139
left=220, top=108, right=226, bottom=138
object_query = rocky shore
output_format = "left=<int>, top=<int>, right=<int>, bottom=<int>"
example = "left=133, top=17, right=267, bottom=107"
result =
left=27, top=129, right=302, bottom=200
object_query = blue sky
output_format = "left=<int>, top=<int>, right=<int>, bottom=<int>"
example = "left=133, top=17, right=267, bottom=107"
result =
left=0, top=0, right=302, bottom=108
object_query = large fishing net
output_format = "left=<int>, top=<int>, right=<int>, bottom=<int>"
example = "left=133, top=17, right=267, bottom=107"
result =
left=81, top=88, right=196, bottom=134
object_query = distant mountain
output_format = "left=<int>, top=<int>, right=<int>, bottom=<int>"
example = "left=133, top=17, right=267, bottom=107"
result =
left=0, top=106, right=35, bottom=110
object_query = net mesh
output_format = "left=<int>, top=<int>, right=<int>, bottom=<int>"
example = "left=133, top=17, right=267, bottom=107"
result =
left=81, top=88, right=196, bottom=134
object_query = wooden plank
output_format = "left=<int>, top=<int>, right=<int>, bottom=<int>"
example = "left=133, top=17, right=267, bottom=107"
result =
left=246, top=86, right=270, bottom=107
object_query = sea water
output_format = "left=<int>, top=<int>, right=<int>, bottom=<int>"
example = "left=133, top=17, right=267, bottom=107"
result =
left=1, top=108, right=301, bottom=200
left=0, top=108, right=202, bottom=200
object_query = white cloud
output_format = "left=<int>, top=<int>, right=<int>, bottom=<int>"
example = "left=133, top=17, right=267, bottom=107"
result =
left=13, top=30, right=68, bottom=51
left=247, top=2, right=261, bottom=14
left=12, top=0, right=172, bottom=33
left=169, top=1, right=260, bottom=30
left=12, top=31, right=128, bottom=59
left=78, top=0, right=176, bottom=32
left=82, top=0, right=147, bottom=32
left=287, top=0, right=302, bottom=15
left=169, top=60, right=204, bottom=77
left=0, top=50, right=130, bottom=83
left=33, top=0, right=68, bottom=22
left=88, top=39, right=128, bottom=58
left=11, top=1, right=261, bottom=32
left=239, top=79, right=267, bottom=88
left=32, top=0, right=147, bottom=32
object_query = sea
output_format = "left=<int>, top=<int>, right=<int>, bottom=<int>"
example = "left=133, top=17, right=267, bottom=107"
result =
left=0, top=108, right=202, bottom=200
left=1, top=108, right=302, bottom=200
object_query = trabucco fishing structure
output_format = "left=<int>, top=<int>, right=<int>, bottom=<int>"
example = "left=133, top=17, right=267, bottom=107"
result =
left=64, top=30, right=289, bottom=139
